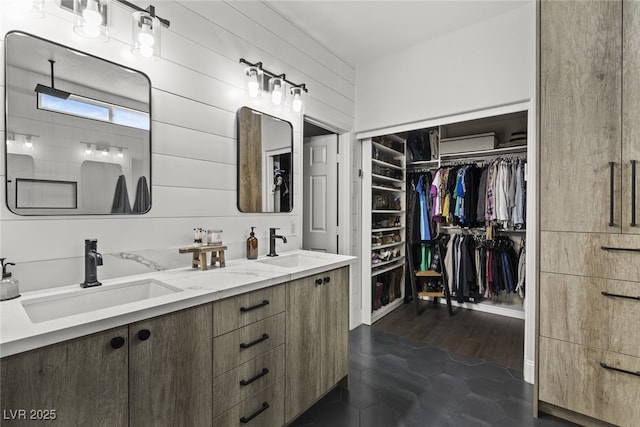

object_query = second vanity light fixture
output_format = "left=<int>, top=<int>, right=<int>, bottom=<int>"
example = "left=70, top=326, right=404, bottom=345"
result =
left=240, top=58, right=308, bottom=113
left=63, top=0, right=170, bottom=59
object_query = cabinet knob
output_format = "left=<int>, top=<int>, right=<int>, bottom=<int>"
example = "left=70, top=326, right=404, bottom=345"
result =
left=315, top=278, right=323, bottom=286
left=137, top=329, right=151, bottom=341
left=110, top=336, right=125, bottom=349
left=323, top=276, right=331, bottom=284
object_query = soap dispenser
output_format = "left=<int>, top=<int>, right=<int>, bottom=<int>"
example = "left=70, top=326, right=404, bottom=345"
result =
left=0, top=258, right=20, bottom=301
left=247, top=227, right=258, bottom=259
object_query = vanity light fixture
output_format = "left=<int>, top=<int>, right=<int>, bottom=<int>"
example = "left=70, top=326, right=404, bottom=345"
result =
left=84, top=143, right=94, bottom=155
left=117, top=148, right=124, bottom=159
left=270, top=75, right=284, bottom=106
left=246, top=65, right=261, bottom=98
left=239, top=58, right=308, bottom=113
left=73, top=0, right=110, bottom=41
left=291, top=85, right=305, bottom=113
left=60, top=0, right=170, bottom=58
left=24, top=136, right=34, bottom=149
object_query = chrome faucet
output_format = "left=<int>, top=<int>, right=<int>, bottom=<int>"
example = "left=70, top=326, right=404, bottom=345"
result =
left=267, top=228, right=287, bottom=257
left=81, top=239, right=103, bottom=288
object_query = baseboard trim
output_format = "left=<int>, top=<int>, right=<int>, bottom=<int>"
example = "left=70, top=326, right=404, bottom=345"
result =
left=538, top=402, right=617, bottom=427
left=523, top=357, right=534, bottom=384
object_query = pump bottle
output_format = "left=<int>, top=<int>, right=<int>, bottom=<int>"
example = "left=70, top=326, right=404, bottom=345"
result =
left=246, top=227, right=258, bottom=259
left=0, top=258, right=20, bottom=301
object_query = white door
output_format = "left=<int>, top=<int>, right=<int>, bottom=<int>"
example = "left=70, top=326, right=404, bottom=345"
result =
left=303, top=134, right=338, bottom=253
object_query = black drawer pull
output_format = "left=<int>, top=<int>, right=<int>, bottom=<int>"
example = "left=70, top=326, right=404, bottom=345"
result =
left=240, top=402, right=269, bottom=424
left=240, top=333, right=269, bottom=349
left=323, top=276, right=331, bottom=284
left=240, top=368, right=270, bottom=386
left=600, top=246, right=640, bottom=253
left=609, top=161, right=615, bottom=226
left=601, top=291, right=640, bottom=301
left=600, top=362, right=640, bottom=377
left=240, top=300, right=270, bottom=313
left=632, top=160, right=637, bottom=227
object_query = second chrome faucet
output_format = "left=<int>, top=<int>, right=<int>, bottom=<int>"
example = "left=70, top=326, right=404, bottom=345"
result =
left=267, top=228, right=287, bottom=257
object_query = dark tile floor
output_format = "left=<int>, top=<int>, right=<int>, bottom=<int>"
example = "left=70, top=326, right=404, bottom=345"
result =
left=289, top=326, right=577, bottom=427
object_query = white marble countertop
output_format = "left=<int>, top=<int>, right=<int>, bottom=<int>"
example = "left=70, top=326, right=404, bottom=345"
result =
left=0, top=250, right=356, bottom=358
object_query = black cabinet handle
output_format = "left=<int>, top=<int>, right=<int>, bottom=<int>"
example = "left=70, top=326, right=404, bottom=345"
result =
left=609, top=161, right=615, bottom=226
left=240, top=402, right=269, bottom=424
left=323, top=276, right=331, bottom=284
left=240, top=300, right=269, bottom=313
left=631, top=160, right=637, bottom=227
left=110, top=336, right=125, bottom=349
left=600, top=362, right=640, bottom=377
left=240, top=333, right=269, bottom=349
left=600, top=246, right=640, bottom=253
left=601, top=291, right=640, bottom=301
left=137, top=329, right=151, bottom=341
left=239, top=368, right=270, bottom=386
left=315, top=278, right=323, bottom=286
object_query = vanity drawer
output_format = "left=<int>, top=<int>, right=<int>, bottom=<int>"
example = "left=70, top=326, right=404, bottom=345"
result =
left=213, top=376, right=284, bottom=427
left=213, top=313, right=285, bottom=376
left=213, top=345, right=284, bottom=417
left=540, top=231, right=640, bottom=282
left=540, top=272, right=640, bottom=357
left=539, top=337, right=640, bottom=427
left=213, top=285, right=285, bottom=337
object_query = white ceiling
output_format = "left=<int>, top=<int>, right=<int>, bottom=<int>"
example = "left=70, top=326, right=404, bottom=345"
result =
left=266, top=0, right=531, bottom=67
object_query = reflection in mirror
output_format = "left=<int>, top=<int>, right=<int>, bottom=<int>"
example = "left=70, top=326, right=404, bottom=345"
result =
left=4, top=31, right=152, bottom=215
left=237, top=107, right=293, bottom=213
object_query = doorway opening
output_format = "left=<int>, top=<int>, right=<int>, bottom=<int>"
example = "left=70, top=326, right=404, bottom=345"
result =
left=302, top=119, right=339, bottom=254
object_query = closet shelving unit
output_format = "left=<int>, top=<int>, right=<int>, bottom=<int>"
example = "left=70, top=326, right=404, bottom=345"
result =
left=405, top=110, right=529, bottom=320
left=362, top=135, right=407, bottom=324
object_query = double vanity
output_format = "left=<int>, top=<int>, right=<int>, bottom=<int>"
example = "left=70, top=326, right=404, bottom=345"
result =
left=0, top=250, right=354, bottom=427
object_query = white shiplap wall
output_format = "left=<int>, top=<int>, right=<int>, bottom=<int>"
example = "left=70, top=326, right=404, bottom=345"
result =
left=0, top=0, right=355, bottom=293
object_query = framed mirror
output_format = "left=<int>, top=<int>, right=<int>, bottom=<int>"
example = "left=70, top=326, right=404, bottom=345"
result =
left=4, top=31, right=152, bottom=215
left=237, top=107, right=293, bottom=213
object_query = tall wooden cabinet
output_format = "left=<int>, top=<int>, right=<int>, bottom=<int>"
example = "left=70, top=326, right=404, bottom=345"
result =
left=285, top=267, right=349, bottom=422
left=538, top=1, right=640, bottom=426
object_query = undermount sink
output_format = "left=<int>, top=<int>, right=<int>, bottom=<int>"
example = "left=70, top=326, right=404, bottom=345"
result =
left=21, top=279, right=182, bottom=323
left=256, top=253, right=319, bottom=268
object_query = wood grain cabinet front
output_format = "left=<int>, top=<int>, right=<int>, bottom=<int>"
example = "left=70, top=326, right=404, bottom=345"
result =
left=0, top=327, right=129, bottom=427
left=0, top=304, right=212, bottom=427
left=285, top=267, right=349, bottom=423
left=539, top=337, right=640, bottom=427
left=212, top=377, right=284, bottom=427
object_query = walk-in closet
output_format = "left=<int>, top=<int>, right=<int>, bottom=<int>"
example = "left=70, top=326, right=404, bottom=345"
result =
left=360, top=105, right=533, bottom=364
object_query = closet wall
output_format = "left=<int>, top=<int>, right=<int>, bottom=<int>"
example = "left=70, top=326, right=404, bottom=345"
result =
left=0, top=2, right=355, bottom=293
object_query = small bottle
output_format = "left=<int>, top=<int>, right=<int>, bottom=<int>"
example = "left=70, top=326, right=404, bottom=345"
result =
left=246, top=227, right=258, bottom=260
left=0, top=258, right=20, bottom=301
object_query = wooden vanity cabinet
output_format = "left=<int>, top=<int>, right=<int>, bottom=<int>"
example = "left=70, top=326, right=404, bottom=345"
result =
left=129, top=304, right=212, bottom=427
left=285, top=266, right=349, bottom=422
left=0, top=304, right=212, bottom=427
left=0, top=327, right=129, bottom=427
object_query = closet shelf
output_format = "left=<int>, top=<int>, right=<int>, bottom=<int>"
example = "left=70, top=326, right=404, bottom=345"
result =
left=372, top=140, right=404, bottom=157
left=372, top=185, right=405, bottom=193
left=372, top=209, right=405, bottom=214
left=370, top=299, right=404, bottom=322
left=415, top=270, right=441, bottom=278
left=371, top=257, right=405, bottom=273
left=372, top=241, right=404, bottom=250
left=372, top=158, right=404, bottom=171
left=372, top=173, right=404, bottom=184
left=372, top=226, right=404, bottom=232
left=407, top=159, right=439, bottom=168
left=439, top=145, right=526, bottom=160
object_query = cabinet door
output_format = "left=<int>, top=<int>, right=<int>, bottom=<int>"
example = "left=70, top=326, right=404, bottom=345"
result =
left=540, top=0, right=622, bottom=233
left=623, top=0, right=640, bottom=234
left=285, top=275, right=322, bottom=421
left=321, top=267, right=349, bottom=390
left=129, top=304, right=212, bottom=427
left=0, top=327, right=128, bottom=427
